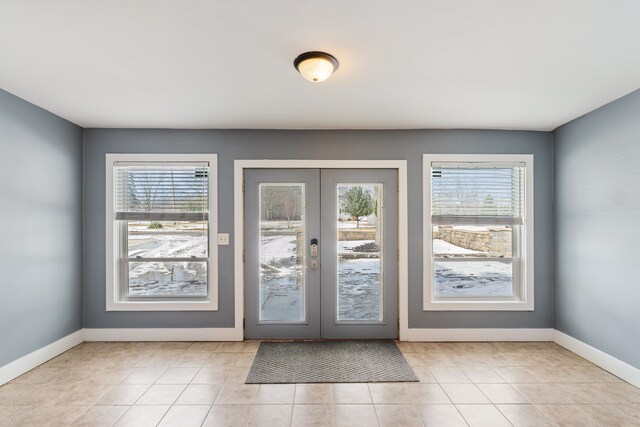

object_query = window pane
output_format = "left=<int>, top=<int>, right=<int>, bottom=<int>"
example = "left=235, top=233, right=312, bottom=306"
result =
left=434, top=260, right=514, bottom=297
left=337, top=183, right=383, bottom=322
left=259, top=183, right=305, bottom=322
left=433, top=225, right=512, bottom=258
left=115, top=163, right=209, bottom=216
left=127, top=221, right=208, bottom=258
left=128, top=261, right=207, bottom=297
left=431, top=165, right=524, bottom=218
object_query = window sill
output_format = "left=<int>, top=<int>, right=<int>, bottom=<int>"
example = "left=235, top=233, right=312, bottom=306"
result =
left=106, top=299, right=218, bottom=311
left=423, top=299, right=534, bottom=311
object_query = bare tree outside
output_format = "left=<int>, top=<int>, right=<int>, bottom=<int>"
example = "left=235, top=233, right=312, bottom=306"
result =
left=260, top=185, right=302, bottom=228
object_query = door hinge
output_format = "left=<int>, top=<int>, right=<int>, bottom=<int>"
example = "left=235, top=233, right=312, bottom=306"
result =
left=242, top=250, right=245, bottom=262
left=243, top=319, right=246, bottom=329
left=398, top=250, right=400, bottom=261
left=242, top=179, right=245, bottom=193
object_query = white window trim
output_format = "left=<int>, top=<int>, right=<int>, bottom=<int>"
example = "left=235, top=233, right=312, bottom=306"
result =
left=423, top=154, right=534, bottom=311
left=105, top=153, right=218, bottom=311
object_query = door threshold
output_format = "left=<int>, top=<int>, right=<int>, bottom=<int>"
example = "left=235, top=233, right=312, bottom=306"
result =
left=252, top=337, right=398, bottom=342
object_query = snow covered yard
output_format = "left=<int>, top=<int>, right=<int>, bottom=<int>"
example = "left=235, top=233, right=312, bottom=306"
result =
left=434, top=259, right=513, bottom=297
left=433, top=238, right=513, bottom=297
left=259, top=234, right=305, bottom=321
left=259, top=222, right=382, bottom=321
left=123, top=221, right=513, bottom=307
left=337, top=258, right=381, bottom=321
left=126, top=222, right=208, bottom=296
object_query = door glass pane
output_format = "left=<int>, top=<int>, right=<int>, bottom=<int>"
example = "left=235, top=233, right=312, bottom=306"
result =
left=259, top=183, right=305, bottom=322
left=337, top=184, right=383, bottom=321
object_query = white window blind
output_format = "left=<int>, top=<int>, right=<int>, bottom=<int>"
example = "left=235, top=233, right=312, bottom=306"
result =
left=115, top=162, right=209, bottom=221
left=431, top=162, right=525, bottom=225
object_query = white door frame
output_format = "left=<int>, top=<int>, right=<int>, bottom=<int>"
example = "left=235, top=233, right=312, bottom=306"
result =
left=233, top=160, right=409, bottom=341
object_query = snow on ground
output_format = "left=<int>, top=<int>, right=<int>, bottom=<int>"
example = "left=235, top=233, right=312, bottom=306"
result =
left=259, top=232, right=305, bottom=321
left=259, top=220, right=303, bottom=230
left=450, top=225, right=492, bottom=231
left=129, top=261, right=207, bottom=296
left=127, top=227, right=208, bottom=296
left=260, top=235, right=297, bottom=265
left=338, top=220, right=376, bottom=229
left=128, top=233, right=208, bottom=258
left=259, top=274, right=304, bottom=322
left=432, top=239, right=512, bottom=296
left=338, top=240, right=376, bottom=252
left=338, top=258, right=381, bottom=321
left=434, top=260, right=513, bottom=297
left=259, top=232, right=383, bottom=321
left=433, top=239, right=481, bottom=255
left=127, top=221, right=512, bottom=304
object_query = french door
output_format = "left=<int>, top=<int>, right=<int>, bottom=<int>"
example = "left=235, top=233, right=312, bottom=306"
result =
left=244, top=168, right=398, bottom=339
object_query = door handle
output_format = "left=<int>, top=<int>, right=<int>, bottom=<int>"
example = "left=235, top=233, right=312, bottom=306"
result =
left=310, top=238, right=318, bottom=270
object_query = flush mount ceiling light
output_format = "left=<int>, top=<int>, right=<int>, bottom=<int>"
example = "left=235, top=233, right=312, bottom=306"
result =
left=293, top=51, right=339, bottom=83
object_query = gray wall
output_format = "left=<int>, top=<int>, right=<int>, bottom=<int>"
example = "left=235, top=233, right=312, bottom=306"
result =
left=554, top=89, right=640, bottom=369
left=83, top=129, right=553, bottom=329
left=0, top=90, right=83, bottom=366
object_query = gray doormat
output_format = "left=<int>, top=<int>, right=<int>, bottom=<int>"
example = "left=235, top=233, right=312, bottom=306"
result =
left=245, top=340, right=418, bottom=384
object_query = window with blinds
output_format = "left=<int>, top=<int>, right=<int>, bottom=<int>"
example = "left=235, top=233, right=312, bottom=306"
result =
left=114, top=162, right=209, bottom=221
left=431, top=163, right=525, bottom=225
left=113, top=161, right=211, bottom=300
left=424, top=156, right=532, bottom=308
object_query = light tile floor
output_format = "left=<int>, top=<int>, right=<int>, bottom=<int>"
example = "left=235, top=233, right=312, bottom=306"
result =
left=1, top=341, right=639, bottom=426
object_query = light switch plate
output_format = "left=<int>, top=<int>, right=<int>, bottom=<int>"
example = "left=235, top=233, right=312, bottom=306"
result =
left=217, top=233, right=229, bottom=245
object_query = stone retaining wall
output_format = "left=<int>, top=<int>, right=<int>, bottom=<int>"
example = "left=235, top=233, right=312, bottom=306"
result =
left=338, top=228, right=377, bottom=241
left=434, top=226, right=511, bottom=256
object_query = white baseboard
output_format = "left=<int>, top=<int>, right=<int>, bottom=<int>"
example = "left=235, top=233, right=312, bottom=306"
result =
left=553, top=330, right=640, bottom=389
left=3, top=327, right=639, bottom=391
left=83, top=327, right=242, bottom=342
left=0, top=329, right=84, bottom=386
left=406, top=328, right=554, bottom=342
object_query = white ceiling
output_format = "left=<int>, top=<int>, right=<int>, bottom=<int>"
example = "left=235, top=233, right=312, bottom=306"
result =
left=1, top=0, right=639, bottom=131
